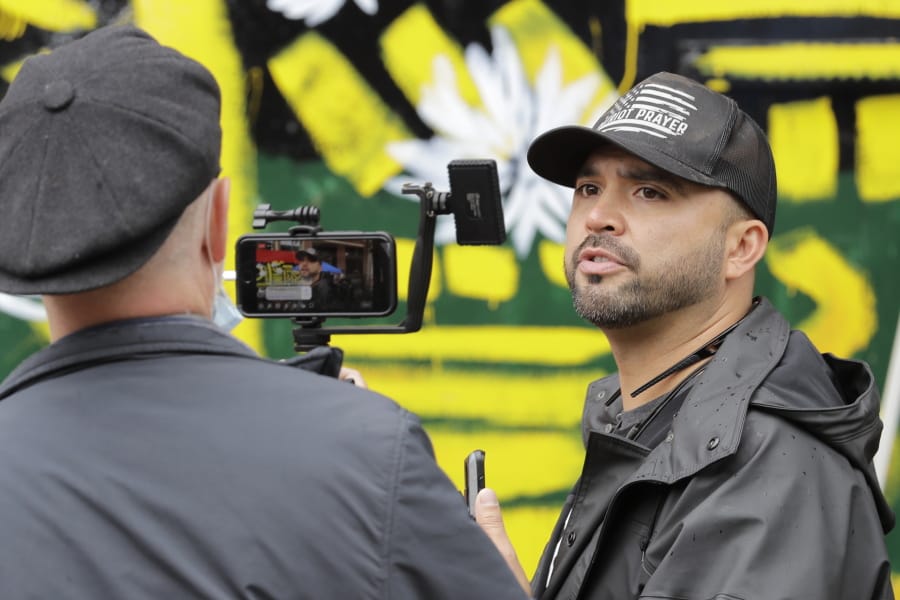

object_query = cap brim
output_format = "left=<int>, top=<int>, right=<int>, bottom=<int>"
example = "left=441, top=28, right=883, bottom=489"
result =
left=527, top=125, right=721, bottom=190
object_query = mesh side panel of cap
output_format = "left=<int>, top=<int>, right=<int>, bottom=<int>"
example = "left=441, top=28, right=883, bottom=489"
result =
left=710, top=112, right=777, bottom=235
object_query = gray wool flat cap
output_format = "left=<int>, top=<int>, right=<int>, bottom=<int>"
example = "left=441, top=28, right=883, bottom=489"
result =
left=0, top=24, right=222, bottom=294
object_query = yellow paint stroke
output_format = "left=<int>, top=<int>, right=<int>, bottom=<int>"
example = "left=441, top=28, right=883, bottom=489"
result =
left=856, top=93, right=900, bottom=202
left=766, top=229, right=877, bottom=357
left=337, top=324, right=611, bottom=365
left=0, top=8, right=26, bottom=40
left=0, top=52, right=27, bottom=83
left=620, top=0, right=900, bottom=92
left=693, top=43, right=900, bottom=81
left=380, top=4, right=478, bottom=106
left=37, top=320, right=51, bottom=341
left=0, top=0, right=95, bottom=33
left=768, top=97, right=838, bottom=202
left=134, top=0, right=262, bottom=352
left=491, top=0, right=618, bottom=120
left=371, top=366, right=596, bottom=426
left=443, top=245, right=518, bottom=306
left=269, top=32, right=410, bottom=198
left=539, top=240, right=568, bottom=289
left=0, top=0, right=98, bottom=80
left=627, top=0, right=900, bottom=27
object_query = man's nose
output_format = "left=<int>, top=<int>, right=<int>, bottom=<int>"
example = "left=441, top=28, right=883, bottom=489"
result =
left=584, top=190, right=625, bottom=235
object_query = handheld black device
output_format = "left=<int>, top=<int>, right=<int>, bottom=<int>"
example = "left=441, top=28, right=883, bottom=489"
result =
left=464, top=449, right=486, bottom=519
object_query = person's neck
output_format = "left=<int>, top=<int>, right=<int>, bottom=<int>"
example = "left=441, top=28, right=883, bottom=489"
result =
left=43, top=278, right=212, bottom=342
left=604, top=298, right=754, bottom=411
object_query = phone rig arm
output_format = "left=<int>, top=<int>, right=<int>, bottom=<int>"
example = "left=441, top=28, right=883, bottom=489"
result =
left=289, top=182, right=451, bottom=352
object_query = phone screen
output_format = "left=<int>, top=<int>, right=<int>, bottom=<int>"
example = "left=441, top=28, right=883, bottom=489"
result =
left=234, top=232, right=397, bottom=318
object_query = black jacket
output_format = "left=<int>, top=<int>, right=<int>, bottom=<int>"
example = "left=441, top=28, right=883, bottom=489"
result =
left=534, top=298, right=894, bottom=600
left=0, top=316, right=526, bottom=599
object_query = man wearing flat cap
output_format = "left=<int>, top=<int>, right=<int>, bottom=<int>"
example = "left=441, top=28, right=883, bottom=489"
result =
left=0, top=25, right=528, bottom=599
left=474, top=72, right=894, bottom=599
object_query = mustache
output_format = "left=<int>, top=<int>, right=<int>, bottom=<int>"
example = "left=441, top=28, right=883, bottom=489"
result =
left=572, top=235, right=640, bottom=271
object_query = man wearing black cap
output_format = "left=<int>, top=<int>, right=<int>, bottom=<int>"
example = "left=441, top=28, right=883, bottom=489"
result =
left=0, top=25, right=528, bottom=599
left=295, top=247, right=323, bottom=282
left=475, top=72, right=894, bottom=599
left=294, top=247, right=336, bottom=310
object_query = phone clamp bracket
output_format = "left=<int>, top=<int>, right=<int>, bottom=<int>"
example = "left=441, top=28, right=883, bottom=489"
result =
left=291, top=317, right=332, bottom=351
left=244, top=159, right=504, bottom=356
left=401, top=182, right=451, bottom=217
left=281, top=183, right=443, bottom=352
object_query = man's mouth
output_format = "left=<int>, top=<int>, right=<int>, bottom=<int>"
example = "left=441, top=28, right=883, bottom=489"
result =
left=577, top=247, right=627, bottom=278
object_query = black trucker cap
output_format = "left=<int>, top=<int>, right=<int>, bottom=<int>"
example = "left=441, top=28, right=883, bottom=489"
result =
left=295, top=248, right=321, bottom=261
left=0, top=25, right=222, bottom=294
left=527, top=72, right=777, bottom=236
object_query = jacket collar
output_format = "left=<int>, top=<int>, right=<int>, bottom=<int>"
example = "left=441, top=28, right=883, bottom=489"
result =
left=0, top=316, right=257, bottom=400
left=582, top=297, right=791, bottom=483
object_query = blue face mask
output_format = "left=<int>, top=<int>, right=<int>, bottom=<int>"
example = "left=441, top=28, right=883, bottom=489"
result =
left=211, top=275, right=243, bottom=332
left=202, top=184, right=243, bottom=332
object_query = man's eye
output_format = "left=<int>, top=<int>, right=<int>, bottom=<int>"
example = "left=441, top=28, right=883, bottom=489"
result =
left=638, top=187, right=664, bottom=200
left=575, top=183, right=599, bottom=196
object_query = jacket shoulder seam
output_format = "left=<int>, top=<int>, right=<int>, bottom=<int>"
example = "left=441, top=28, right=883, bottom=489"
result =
left=379, top=408, right=414, bottom=599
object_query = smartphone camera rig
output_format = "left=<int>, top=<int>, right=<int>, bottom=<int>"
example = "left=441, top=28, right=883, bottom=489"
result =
left=235, top=159, right=506, bottom=352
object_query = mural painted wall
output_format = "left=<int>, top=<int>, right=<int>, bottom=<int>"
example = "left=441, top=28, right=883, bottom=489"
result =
left=1, top=0, right=899, bottom=583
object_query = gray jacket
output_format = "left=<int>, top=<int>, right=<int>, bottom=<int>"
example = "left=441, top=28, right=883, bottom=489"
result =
left=533, top=298, right=894, bottom=600
left=0, top=316, right=526, bottom=599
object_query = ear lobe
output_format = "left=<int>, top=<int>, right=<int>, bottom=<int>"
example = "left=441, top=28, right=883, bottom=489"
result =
left=207, top=177, right=230, bottom=264
left=724, top=219, right=767, bottom=280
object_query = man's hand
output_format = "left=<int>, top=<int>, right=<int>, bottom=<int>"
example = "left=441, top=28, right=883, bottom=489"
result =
left=339, top=366, right=367, bottom=388
left=475, top=488, right=531, bottom=595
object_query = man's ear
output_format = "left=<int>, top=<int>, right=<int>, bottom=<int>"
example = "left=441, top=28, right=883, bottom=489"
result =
left=207, top=177, right=230, bottom=264
left=724, top=219, right=768, bottom=281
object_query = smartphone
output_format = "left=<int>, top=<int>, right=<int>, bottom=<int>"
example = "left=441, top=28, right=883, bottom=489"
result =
left=234, top=232, right=398, bottom=318
left=464, top=449, right=486, bottom=519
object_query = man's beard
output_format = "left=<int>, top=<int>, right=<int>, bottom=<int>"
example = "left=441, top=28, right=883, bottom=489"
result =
left=566, top=233, right=724, bottom=329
